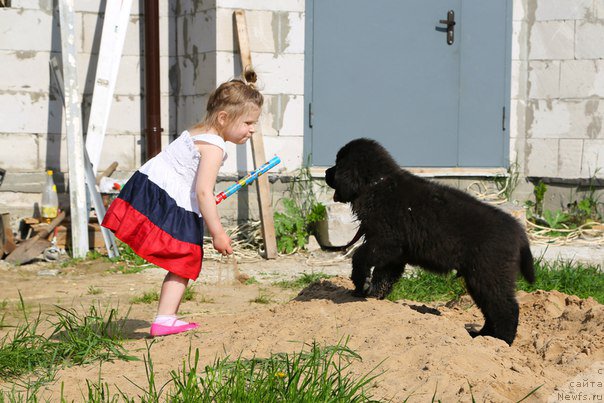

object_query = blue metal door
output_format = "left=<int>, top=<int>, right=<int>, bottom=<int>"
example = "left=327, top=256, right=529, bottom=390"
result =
left=305, top=1, right=511, bottom=168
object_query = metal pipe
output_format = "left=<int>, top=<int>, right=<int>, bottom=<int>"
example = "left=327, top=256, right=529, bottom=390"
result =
left=144, top=0, right=162, bottom=160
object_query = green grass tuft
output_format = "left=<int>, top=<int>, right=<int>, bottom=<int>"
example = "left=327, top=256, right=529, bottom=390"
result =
left=130, top=291, right=159, bottom=305
left=387, top=260, right=604, bottom=303
left=517, top=259, right=604, bottom=303
left=0, top=295, right=134, bottom=382
left=84, top=338, right=382, bottom=402
left=387, top=270, right=466, bottom=303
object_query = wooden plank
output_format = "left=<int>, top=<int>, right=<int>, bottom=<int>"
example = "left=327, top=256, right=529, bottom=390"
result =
left=58, top=0, right=89, bottom=258
left=1, top=213, right=16, bottom=256
left=85, top=0, right=133, bottom=173
left=233, top=9, right=278, bottom=259
left=96, top=161, right=119, bottom=185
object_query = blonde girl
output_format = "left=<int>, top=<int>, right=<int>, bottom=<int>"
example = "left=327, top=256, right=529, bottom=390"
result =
left=103, top=70, right=263, bottom=336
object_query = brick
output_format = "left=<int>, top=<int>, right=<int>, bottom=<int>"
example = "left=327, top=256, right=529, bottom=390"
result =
left=558, top=139, right=583, bottom=178
left=535, top=0, right=593, bottom=21
left=260, top=94, right=304, bottom=137
left=560, top=60, right=604, bottom=98
left=529, top=21, right=574, bottom=60
left=0, top=134, right=39, bottom=171
left=510, top=60, right=527, bottom=99
left=11, top=0, right=53, bottom=11
left=98, top=134, right=138, bottom=171
left=105, top=94, right=143, bottom=135
left=528, top=100, right=571, bottom=138
left=525, top=138, right=559, bottom=177
left=512, top=0, right=526, bottom=21
left=576, top=21, right=604, bottom=59
left=528, top=61, right=560, bottom=99
left=37, top=134, right=67, bottom=171
left=0, top=50, right=51, bottom=92
left=0, top=9, right=57, bottom=52
left=0, top=92, right=64, bottom=134
left=581, top=140, right=604, bottom=177
left=176, top=10, right=217, bottom=56
left=111, top=55, right=143, bottom=96
left=529, top=99, right=598, bottom=139
left=171, top=52, right=217, bottom=97
left=511, top=21, right=529, bottom=61
left=251, top=53, right=304, bottom=95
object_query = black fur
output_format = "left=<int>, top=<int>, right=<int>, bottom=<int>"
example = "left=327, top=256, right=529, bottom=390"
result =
left=325, top=138, right=535, bottom=345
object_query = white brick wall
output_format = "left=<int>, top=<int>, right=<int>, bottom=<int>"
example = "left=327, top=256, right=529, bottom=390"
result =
left=1, top=0, right=603, bottom=216
left=512, top=0, right=604, bottom=180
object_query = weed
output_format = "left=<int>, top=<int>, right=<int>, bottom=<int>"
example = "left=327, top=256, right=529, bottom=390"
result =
left=87, top=286, right=103, bottom=295
left=86, top=338, right=382, bottom=402
left=388, top=270, right=466, bottom=303
left=0, top=295, right=134, bottom=382
left=387, top=260, right=604, bottom=304
left=494, top=161, right=520, bottom=201
left=274, top=162, right=326, bottom=254
left=517, top=259, right=604, bottom=303
left=130, top=291, right=159, bottom=305
left=244, top=276, right=259, bottom=285
left=274, top=272, right=333, bottom=289
left=250, top=292, right=273, bottom=304
left=182, top=286, right=196, bottom=302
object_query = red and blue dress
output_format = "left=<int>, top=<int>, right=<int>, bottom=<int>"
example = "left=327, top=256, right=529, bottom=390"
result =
left=102, top=131, right=226, bottom=280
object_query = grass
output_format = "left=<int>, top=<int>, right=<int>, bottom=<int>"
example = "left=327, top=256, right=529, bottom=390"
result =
left=517, top=259, right=604, bottom=303
left=387, top=260, right=604, bottom=303
left=387, top=270, right=466, bottom=303
left=130, top=291, right=159, bottom=305
left=274, top=272, right=334, bottom=289
left=76, top=338, right=383, bottom=402
left=0, top=295, right=134, bottom=382
left=250, top=292, right=273, bottom=304
left=87, top=286, right=102, bottom=295
left=130, top=286, right=196, bottom=305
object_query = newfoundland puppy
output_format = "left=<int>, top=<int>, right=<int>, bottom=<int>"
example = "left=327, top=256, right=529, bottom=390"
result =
left=325, top=138, right=535, bottom=345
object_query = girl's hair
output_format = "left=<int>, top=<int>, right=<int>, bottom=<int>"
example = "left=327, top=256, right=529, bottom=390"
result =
left=195, top=68, right=264, bottom=131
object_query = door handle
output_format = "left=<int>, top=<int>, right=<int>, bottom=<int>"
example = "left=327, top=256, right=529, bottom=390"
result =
left=439, top=10, right=455, bottom=45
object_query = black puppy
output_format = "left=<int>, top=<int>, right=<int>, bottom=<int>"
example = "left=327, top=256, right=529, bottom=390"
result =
left=325, top=138, right=535, bottom=345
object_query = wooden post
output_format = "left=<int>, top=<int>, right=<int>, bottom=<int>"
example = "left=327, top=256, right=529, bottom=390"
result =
left=0, top=213, right=16, bottom=256
left=85, top=0, right=132, bottom=173
left=58, top=0, right=89, bottom=258
left=234, top=10, right=278, bottom=259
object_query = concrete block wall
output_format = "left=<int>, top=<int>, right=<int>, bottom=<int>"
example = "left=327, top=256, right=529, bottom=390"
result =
left=1, top=0, right=603, bottom=219
left=511, top=0, right=604, bottom=183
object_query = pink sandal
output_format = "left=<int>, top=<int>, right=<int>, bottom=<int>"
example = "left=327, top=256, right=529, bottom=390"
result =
left=150, top=322, right=199, bottom=337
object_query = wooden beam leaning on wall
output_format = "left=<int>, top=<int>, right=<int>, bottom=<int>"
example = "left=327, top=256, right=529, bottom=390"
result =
left=233, top=9, right=278, bottom=259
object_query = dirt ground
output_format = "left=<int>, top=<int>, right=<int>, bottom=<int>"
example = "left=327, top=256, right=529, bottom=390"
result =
left=0, top=250, right=603, bottom=402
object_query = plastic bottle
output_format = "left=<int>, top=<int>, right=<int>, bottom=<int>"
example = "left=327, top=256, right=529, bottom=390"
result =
left=41, top=170, right=59, bottom=223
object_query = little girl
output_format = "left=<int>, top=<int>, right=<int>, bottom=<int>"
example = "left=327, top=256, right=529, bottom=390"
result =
left=102, top=69, right=263, bottom=337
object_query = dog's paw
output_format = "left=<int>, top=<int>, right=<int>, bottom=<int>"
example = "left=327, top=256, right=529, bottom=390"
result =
left=351, top=276, right=373, bottom=297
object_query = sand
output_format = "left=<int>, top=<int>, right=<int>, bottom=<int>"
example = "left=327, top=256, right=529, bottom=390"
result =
left=0, top=253, right=602, bottom=402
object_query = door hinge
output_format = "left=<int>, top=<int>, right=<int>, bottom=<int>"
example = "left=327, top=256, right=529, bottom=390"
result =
left=308, top=102, right=313, bottom=128
left=502, top=106, right=506, bottom=131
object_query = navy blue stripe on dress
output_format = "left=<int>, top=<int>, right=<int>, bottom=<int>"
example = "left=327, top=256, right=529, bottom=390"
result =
left=117, top=171, right=204, bottom=245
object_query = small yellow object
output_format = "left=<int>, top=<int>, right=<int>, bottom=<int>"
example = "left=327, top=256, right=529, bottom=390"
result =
left=275, top=372, right=286, bottom=378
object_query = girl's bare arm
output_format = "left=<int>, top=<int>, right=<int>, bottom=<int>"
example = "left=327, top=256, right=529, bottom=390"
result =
left=195, top=142, right=232, bottom=254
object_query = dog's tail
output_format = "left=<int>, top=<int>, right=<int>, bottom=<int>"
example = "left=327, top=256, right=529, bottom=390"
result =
left=519, top=243, right=535, bottom=284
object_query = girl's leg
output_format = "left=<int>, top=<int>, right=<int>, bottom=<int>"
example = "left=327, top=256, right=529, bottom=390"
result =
left=150, top=272, right=198, bottom=336
left=157, top=271, right=189, bottom=315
